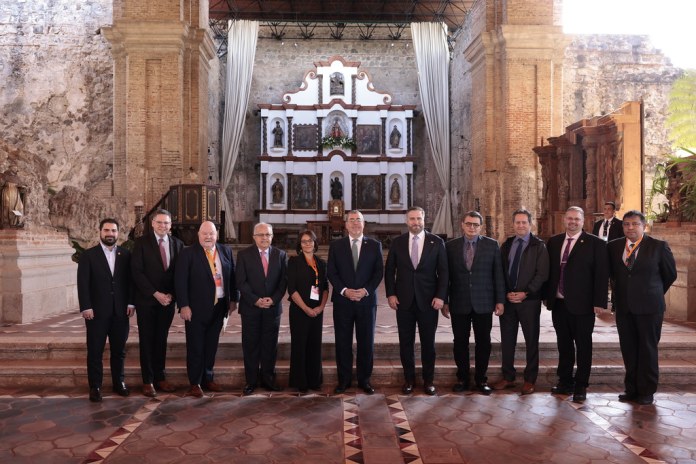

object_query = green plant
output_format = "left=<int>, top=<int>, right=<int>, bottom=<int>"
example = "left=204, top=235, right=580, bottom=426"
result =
left=668, top=148, right=696, bottom=221
left=646, top=161, right=670, bottom=222
left=321, top=135, right=356, bottom=150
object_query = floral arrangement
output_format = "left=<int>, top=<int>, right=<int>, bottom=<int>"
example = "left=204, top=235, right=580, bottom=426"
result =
left=321, top=135, right=357, bottom=150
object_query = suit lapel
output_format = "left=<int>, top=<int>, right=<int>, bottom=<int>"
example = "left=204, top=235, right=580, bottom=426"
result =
left=418, top=233, right=434, bottom=269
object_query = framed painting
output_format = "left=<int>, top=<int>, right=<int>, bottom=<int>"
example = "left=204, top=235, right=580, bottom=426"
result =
left=290, top=175, right=317, bottom=210
left=355, top=175, right=382, bottom=211
left=293, top=125, right=318, bottom=151
left=356, top=125, right=381, bottom=155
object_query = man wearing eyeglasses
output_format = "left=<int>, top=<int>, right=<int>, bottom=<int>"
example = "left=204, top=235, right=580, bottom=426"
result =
left=131, top=208, right=184, bottom=397
left=236, top=222, right=288, bottom=395
left=608, top=210, right=676, bottom=405
left=442, top=211, right=506, bottom=395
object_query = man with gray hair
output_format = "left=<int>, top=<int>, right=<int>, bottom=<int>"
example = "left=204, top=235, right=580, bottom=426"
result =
left=236, top=222, right=288, bottom=395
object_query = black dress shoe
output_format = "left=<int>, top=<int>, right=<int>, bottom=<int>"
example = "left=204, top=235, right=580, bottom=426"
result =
left=89, top=387, right=102, bottom=403
left=402, top=383, right=414, bottom=395
left=551, top=384, right=574, bottom=395
left=572, top=387, right=587, bottom=403
left=424, top=383, right=437, bottom=396
left=261, top=382, right=282, bottom=392
left=452, top=382, right=468, bottom=392
left=618, top=393, right=636, bottom=403
left=475, top=383, right=492, bottom=395
left=113, top=382, right=130, bottom=397
left=334, top=384, right=349, bottom=394
left=243, top=384, right=256, bottom=395
left=358, top=383, right=375, bottom=395
left=635, top=395, right=654, bottom=405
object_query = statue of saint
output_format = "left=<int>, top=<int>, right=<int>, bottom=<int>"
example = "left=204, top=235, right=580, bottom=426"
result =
left=272, top=121, right=284, bottom=148
left=330, top=119, right=343, bottom=138
left=389, top=125, right=401, bottom=149
left=271, top=178, right=284, bottom=204
left=330, top=177, right=343, bottom=200
left=0, top=169, right=25, bottom=228
left=330, top=72, right=344, bottom=95
left=390, top=178, right=401, bottom=204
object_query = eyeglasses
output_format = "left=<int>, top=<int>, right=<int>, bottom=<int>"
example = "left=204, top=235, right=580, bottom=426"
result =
left=463, top=222, right=481, bottom=228
left=254, top=233, right=273, bottom=238
left=154, top=221, right=171, bottom=225
left=347, top=218, right=363, bottom=223
left=300, top=239, right=314, bottom=244
left=623, top=221, right=644, bottom=227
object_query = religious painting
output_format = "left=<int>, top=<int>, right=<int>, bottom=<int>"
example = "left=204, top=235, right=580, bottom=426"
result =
left=294, top=125, right=318, bottom=151
left=356, top=125, right=381, bottom=155
left=290, top=175, right=317, bottom=210
left=355, top=175, right=382, bottom=211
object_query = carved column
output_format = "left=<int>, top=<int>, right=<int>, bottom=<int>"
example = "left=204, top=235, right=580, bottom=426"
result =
left=262, top=117, right=268, bottom=155
left=287, top=116, right=293, bottom=157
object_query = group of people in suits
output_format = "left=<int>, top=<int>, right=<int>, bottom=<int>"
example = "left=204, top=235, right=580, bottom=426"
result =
left=78, top=201, right=676, bottom=406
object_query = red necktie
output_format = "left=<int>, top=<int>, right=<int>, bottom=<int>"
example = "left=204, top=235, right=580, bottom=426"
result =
left=261, top=250, right=269, bottom=276
left=158, top=238, right=168, bottom=270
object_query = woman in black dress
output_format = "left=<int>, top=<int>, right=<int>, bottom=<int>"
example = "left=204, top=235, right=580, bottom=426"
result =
left=288, top=230, right=329, bottom=393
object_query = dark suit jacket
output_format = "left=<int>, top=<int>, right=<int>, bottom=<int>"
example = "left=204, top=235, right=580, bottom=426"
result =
left=235, top=245, right=288, bottom=317
left=287, top=254, right=329, bottom=309
left=445, top=235, right=505, bottom=314
left=546, top=231, right=609, bottom=314
left=131, top=232, right=184, bottom=308
left=327, top=236, right=383, bottom=308
left=77, top=244, right=132, bottom=319
left=500, top=234, right=549, bottom=298
left=175, top=242, right=238, bottom=315
left=608, top=234, right=677, bottom=315
left=385, top=232, right=448, bottom=310
left=592, top=217, right=624, bottom=242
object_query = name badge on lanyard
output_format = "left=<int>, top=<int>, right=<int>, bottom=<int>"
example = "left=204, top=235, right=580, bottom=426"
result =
left=310, top=286, right=320, bottom=301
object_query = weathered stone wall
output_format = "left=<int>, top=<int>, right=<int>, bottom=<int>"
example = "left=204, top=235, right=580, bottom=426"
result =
left=564, top=34, right=683, bottom=211
left=0, top=0, right=115, bottom=241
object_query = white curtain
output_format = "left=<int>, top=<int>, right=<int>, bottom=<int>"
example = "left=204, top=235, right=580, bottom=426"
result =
left=221, top=20, right=259, bottom=240
left=411, top=22, right=453, bottom=237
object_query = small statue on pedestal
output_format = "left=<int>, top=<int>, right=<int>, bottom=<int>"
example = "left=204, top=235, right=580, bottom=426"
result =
left=271, top=178, right=284, bottom=204
left=0, top=168, right=25, bottom=228
left=330, top=177, right=343, bottom=200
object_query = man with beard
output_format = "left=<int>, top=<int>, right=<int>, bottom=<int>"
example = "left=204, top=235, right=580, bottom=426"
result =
left=77, top=218, right=134, bottom=402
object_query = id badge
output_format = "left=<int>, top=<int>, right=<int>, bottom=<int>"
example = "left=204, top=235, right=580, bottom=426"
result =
left=310, top=286, right=320, bottom=301
left=214, top=272, right=224, bottom=297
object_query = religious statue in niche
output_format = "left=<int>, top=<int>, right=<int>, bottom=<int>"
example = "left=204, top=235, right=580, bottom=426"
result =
left=330, top=119, right=344, bottom=138
left=330, top=177, right=343, bottom=200
left=389, top=125, right=401, bottom=149
left=0, top=168, right=25, bottom=228
left=330, top=72, right=344, bottom=95
left=390, top=178, right=401, bottom=204
left=271, top=178, right=284, bottom=204
left=272, top=121, right=284, bottom=148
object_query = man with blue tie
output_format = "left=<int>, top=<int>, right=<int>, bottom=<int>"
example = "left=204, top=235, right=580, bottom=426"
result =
left=327, top=210, right=384, bottom=394
left=236, top=222, right=288, bottom=395
left=442, top=211, right=506, bottom=395
left=385, top=206, right=448, bottom=395
left=493, top=209, right=549, bottom=395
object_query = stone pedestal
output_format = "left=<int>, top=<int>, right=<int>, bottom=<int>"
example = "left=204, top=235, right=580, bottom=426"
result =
left=651, top=223, right=696, bottom=322
left=0, top=230, right=78, bottom=324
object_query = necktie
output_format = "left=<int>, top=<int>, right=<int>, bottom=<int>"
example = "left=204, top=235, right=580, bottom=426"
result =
left=205, top=248, right=218, bottom=305
left=411, top=235, right=419, bottom=269
left=602, top=220, right=609, bottom=238
left=351, top=239, right=359, bottom=270
left=558, top=237, right=573, bottom=296
left=508, top=238, right=523, bottom=289
left=158, top=238, right=168, bottom=270
left=465, top=241, right=474, bottom=270
left=261, top=250, right=269, bottom=276
left=625, top=243, right=636, bottom=269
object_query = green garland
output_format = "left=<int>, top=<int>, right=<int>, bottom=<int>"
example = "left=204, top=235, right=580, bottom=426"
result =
left=321, top=135, right=357, bottom=149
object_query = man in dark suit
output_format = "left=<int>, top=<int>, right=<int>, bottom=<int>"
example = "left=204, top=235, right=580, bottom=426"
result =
left=493, top=209, right=549, bottom=395
left=175, top=221, right=238, bottom=398
left=546, top=206, right=608, bottom=403
left=442, top=211, right=505, bottom=395
left=592, top=201, right=625, bottom=242
left=131, top=208, right=184, bottom=397
left=236, top=222, right=288, bottom=395
left=385, top=206, right=448, bottom=395
left=77, top=218, right=134, bottom=402
left=327, top=210, right=384, bottom=395
left=608, top=210, right=677, bottom=405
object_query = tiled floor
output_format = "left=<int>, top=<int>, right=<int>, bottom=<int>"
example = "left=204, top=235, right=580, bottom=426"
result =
left=1, top=386, right=695, bottom=463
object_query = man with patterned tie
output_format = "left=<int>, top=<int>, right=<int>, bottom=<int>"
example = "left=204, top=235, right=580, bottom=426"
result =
left=236, top=222, right=288, bottom=395
left=592, top=201, right=624, bottom=242
left=327, top=210, right=384, bottom=394
left=175, top=221, right=238, bottom=398
left=608, top=210, right=676, bottom=405
left=493, top=209, right=549, bottom=395
left=131, top=209, right=184, bottom=397
left=385, top=206, right=448, bottom=395
left=546, top=206, right=608, bottom=403
left=442, top=211, right=506, bottom=395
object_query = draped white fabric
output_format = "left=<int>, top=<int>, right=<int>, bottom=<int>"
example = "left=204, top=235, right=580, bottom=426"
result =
left=411, top=22, right=453, bottom=237
left=221, top=20, right=259, bottom=240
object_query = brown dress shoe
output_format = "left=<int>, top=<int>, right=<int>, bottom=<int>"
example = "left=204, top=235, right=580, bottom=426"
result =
left=521, top=382, right=535, bottom=395
left=205, top=381, right=223, bottom=392
left=156, top=380, right=176, bottom=393
left=142, top=383, right=157, bottom=398
left=185, top=384, right=204, bottom=398
left=492, top=379, right=515, bottom=390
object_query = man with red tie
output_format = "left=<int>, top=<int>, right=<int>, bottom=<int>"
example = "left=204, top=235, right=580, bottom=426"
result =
left=608, top=210, right=676, bottom=405
left=235, top=222, right=288, bottom=395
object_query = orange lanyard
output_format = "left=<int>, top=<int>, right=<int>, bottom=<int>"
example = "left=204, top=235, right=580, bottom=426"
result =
left=205, top=248, right=218, bottom=274
left=624, top=236, right=643, bottom=261
left=304, top=254, right=319, bottom=286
